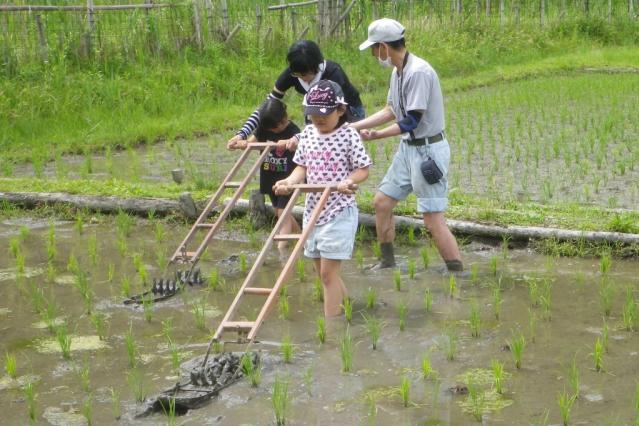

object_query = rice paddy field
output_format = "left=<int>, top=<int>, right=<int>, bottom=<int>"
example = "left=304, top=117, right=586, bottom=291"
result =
left=1, top=1, right=639, bottom=425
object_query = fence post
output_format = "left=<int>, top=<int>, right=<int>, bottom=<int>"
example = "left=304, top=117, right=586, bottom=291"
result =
left=256, top=4, right=262, bottom=38
left=608, top=0, right=612, bottom=22
left=540, top=0, right=545, bottom=27
left=193, top=0, right=203, bottom=49
left=34, top=14, right=49, bottom=63
left=291, top=8, right=298, bottom=39
left=486, top=0, right=491, bottom=18
left=476, top=0, right=481, bottom=20
left=204, top=0, right=214, bottom=41
left=86, top=0, right=94, bottom=57
left=630, top=0, right=635, bottom=17
left=499, top=0, right=504, bottom=25
left=220, top=0, right=229, bottom=36
left=514, top=0, right=520, bottom=24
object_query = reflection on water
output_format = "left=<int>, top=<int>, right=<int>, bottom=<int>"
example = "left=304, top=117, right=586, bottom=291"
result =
left=0, top=217, right=637, bottom=424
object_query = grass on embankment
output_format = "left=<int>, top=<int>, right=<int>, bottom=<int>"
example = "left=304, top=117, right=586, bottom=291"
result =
left=1, top=177, right=637, bottom=237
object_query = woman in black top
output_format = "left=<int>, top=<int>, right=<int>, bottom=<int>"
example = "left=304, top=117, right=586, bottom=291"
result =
left=228, top=40, right=364, bottom=145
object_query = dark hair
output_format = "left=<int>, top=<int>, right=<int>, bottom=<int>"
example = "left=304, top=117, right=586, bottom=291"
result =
left=336, top=105, right=349, bottom=128
left=287, top=40, right=324, bottom=75
left=375, top=38, right=406, bottom=50
left=258, top=98, right=287, bottom=131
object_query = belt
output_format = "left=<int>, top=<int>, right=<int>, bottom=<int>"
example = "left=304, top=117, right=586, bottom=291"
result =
left=404, top=132, right=444, bottom=146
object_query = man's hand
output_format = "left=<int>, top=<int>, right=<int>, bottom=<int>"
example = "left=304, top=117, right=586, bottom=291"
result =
left=337, top=178, right=358, bottom=195
left=359, top=129, right=379, bottom=141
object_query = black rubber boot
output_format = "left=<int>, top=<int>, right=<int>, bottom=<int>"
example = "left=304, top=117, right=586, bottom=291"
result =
left=379, top=242, right=396, bottom=268
left=445, top=259, right=464, bottom=272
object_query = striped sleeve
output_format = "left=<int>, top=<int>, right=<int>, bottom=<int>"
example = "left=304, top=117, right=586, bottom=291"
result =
left=235, top=91, right=285, bottom=139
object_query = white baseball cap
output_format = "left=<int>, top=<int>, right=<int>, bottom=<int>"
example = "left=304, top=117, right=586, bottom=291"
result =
left=359, top=18, right=405, bottom=51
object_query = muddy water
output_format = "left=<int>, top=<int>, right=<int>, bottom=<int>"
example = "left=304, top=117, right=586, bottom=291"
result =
left=0, top=217, right=638, bottom=425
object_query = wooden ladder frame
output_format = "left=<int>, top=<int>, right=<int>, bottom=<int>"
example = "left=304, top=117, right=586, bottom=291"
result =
left=169, top=142, right=276, bottom=267
left=213, top=184, right=335, bottom=343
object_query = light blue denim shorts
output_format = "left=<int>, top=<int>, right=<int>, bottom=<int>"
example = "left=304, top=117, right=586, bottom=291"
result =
left=304, top=206, right=358, bottom=260
left=378, top=139, right=450, bottom=213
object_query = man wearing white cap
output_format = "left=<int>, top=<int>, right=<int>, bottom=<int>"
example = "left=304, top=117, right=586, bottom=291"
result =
left=351, top=18, right=463, bottom=272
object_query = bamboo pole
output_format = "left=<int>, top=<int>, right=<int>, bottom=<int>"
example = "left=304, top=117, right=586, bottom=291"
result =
left=267, top=0, right=318, bottom=11
left=608, top=0, right=612, bottom=23
left=224, top=23, right=240, bottom=44
left=329, top=0, right=356, bottom=35
left=85, top=0, right=94, bottom=57
left=204, top=0, right=214, bottom=41
left=499, top=0, right=504, bottom=25
left=540, top=0, right=545, bottom=27
left=0, top=4, right=173, bottom=11
left=255, top=3, right=262, bottom=37
left=220, top=0, right=228, bottom=35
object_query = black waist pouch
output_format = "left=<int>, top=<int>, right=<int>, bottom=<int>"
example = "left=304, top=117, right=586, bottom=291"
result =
left=420, top=157, right=443, bottom=184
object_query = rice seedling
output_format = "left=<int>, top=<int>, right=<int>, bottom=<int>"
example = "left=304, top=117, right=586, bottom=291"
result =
left=469, top=301, right=481, bottom=338
left=241, top=352, right=261, bottom=387
left=278, top=294, right=290, bottom=319
left=362, top=313, right=382, bottom=350
left=168, top=340, right=181, bottom=374
left=239, top=253, right=248, bottom=273
left=398, top=300, right=408, bottom=331
left=272, top=376, right=289, bottom=426
left=489, top=256, right=498, bottom=276
left=296, top=258, right=306, bottom=282
left=501, top=235, right=511, bottom=259
left=28, top=282, right=46, bottom=314
left=540, top=279, right=553, bottom=321
left=601, top=319, right=609, bottom=353
left=303, top=367, right=313, bottom=396
left=372, top=241, right=381, bottom=259
left=76, top=359, right=91, bottom=393
left=470, top=263, right=479, bottom=284
left=116, top=209, right=134, bottom=238
left=110, top=388, right=120, bottom=420
left=141, top=294, right=154, bottom=322
left=448, top=273, right=457, bottom=298
left=116, top=236, right=128, bottom=257
left=192, top=298, right=207, bottom=331
left=75, top=213, right=84, bottom=235
left=106, top=263, right=115, bottom=283
left=74, top=270, right=94, bottom=314
left=420, top=247, right=430, bottom=269
left=343, top=297, right=353, bottom=323
left=67, top=253, right=79, bottom=275
left=127, top=368, right=147, bottom=403
left=558, top=388, right=576, bottom=426
left=208, top=267, right=220, bottom=290
left=9, top=236, right=20, bottom=258
left=120, top=275, right=131, bottom=297
left=421, top=353, right=434, bottom=379
left=365, top=287, right=376, bottom=309
left=600, top=253, right=612, bottom=274
left=598, top=278, right=615, bottom=317
left=47, top=263, right=57, bottom=283
left=315, top=317, right=326, bottom=344
left=90, top=313, right=108, bottom=341
left=406, top=226, right=417, bottom=246
left=399, top=375, right=410, bottom=407
left=444, top=328, right=458, bottom=361
left=568, top=353, right=580, bottom=398
left=87, top=234, right=98, bottom=266
left=423, top=288, right=433, bottom=312
left=23, top=382, right=36, bottom=423
left=312, top=277, right=323, bottom=302
left=592, top=337, right=604, bottom=372
left=340, top=327, right=353, bottom=373
left=492, top=359, right=505, bottom=394
left=133, top=253, right=148, bottom=286
left=125, top=323, right=138, bottom=368
left=154, top=221, right=166, bottom=243
left=407, top=258, right=416, bottom=279
left=467, top=381, right=486, bottom=422
left=281, top=335, right=293, bottom=363
left=5, top=352, right=17, bottom=379
left=394, top=268, right=401, bottom=291
left=154, top=247, right=168, bottom=273
left=19, top=225, right=30, bottom=241
left=622, top=286, right=637, bottom=331
left=46, top=222, right=56, bottom=263
left=492, top=282, right=503, bottom=320
left=355, top=248, right=364, bottom=270
left=634, top=382, right=639, bottom=419
left=366, top=393, right=377, bottom=424
left=15, top=253, right=25, bottom=277
left=509, top=332, right=525, bottom=369
left=161, top=397, right=177, bottom=426
left=56, top=323, right=72, bottom=360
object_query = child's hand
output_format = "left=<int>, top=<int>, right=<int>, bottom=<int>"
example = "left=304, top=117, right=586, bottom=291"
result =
left=280, top=136, right=299, bottom=151
left=337, top=179, right=358, bottom=195
left=275, top=139, right=288, bottom=151
left=273, top=179, right=293, bottom=195
left=227, top=135, right=246, bottom=150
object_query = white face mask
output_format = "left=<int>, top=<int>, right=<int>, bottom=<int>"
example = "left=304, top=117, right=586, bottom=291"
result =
left=377, top=43, right=393, bottom=68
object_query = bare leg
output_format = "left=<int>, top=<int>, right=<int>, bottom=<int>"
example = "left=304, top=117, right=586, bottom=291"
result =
left=374, top=191, right=399, bottom=243
left=423, top=212, right=462, bottom=266
left=315, top=258, right=347, bottom=317
left=275, top=208, right=301, bottom=257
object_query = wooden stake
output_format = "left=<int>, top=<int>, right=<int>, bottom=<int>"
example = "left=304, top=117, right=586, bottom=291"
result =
left=193, top=0, right=202, bottom=49
left=34, top=14, right=48, bottom=62
left=224, top=23, right=241, bottom=44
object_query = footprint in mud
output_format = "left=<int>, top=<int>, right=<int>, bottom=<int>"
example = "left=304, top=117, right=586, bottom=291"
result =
left=448, top=384, right=469, bottom=395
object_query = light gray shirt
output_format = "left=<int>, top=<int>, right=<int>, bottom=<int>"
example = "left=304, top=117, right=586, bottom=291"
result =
left=387, top=53, right=445, bottom=141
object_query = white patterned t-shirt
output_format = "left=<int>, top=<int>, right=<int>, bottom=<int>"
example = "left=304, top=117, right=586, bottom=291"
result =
left=293, top=123, right=372, bottom=226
